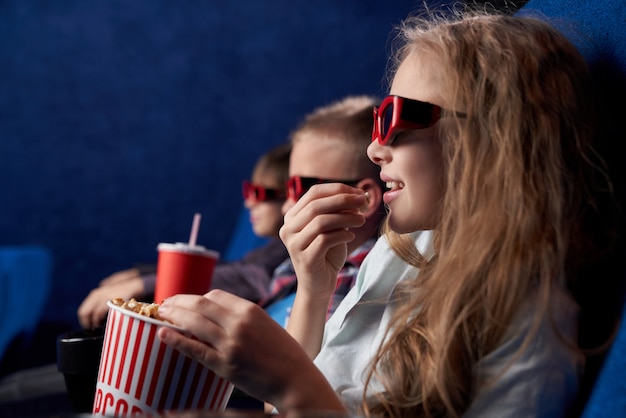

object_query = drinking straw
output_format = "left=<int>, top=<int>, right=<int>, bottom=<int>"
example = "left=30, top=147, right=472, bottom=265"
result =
left=189, top=212, right=201, bottom=247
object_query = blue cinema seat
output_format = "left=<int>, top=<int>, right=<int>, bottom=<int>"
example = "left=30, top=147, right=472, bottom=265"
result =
left=221, top=206, right=269, bottom=263
left=581, top=299, right=626, bottom=417
left=0, top=246, right=53, bottom=363
left=226, top=207, right=293, bottom=327
left=516, top=0, right=626, bottom=416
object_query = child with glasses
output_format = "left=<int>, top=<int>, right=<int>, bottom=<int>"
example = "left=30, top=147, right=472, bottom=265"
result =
left=155, top=11, right=612, bottom=417
left=259, top=96, right=386, bottom=326
left=77, top=142, right=291, bottom=329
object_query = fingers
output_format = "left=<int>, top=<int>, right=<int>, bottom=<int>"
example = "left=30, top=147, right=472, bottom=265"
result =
left=156, top=292, right=243, bottom=344
left=77, top=288, right=107, bottom=328
left=281, top=183, right=367, bottom=249
left=285, top=183, right=368, bottom=224
left=156, top=291, right=264, bottom=374
left=158, top=294, right=227, bottom=330
left=160, top=291, right=260, bottom=328
left=157, top=326, right=221, bottom=369
left=77, top=296, right=107, bottom=329
left=287, top=215, right=360, bottom=252
left=156, top=294, right=226, bottom=370
left=77, top=277, right=145, bottom=329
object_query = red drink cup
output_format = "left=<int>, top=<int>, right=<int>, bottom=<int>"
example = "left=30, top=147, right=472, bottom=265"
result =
left=92, top=301, right=234, bottom=417
left=154, top=243, right=219, bottom=303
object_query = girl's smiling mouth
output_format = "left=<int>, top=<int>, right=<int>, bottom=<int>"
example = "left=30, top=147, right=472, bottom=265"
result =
left=383, top=180, right=405, bottom=204
left=386, top=181, right=404, bottom=191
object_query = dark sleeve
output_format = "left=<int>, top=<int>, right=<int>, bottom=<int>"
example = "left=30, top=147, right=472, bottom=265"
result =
left=141, top=273, right=157, bottom=296
left=210, top=238, right=289, bottom=302
left=137, top=264, right=157, bottom=300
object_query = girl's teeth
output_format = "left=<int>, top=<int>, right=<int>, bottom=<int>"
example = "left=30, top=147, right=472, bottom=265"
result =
left=386, top=181, right=404, bottom=190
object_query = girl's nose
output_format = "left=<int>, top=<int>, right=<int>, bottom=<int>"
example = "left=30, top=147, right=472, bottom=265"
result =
left=367, top=139, right=389, bottom=166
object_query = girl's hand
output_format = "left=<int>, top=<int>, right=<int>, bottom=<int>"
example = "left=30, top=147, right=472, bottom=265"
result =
left=279, top=183, right=367, bottom=302
left=156, top=291, right=344, bottom=412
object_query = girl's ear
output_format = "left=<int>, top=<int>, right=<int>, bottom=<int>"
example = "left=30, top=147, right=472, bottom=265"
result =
left=357, top=177, right=384, bottom=219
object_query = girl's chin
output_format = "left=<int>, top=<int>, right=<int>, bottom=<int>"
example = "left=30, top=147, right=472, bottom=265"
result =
left=387, top=218, right=413, bottom=235
left=387, top=213, right=424, bottom=235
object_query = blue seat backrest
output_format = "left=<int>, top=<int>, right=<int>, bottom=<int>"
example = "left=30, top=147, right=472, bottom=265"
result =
left=264, top=292, right=296, bottom=329
left=517, top=1, right=626, bottom=416
left=221, top=206, right=269, bottom=263
left=581, top=300, right=626, bottom=417
left=224, top=206, right=295, bottom=327
left=0, top=246, right=53, bottom=360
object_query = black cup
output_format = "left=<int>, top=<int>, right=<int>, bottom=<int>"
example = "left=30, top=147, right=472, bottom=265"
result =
left=56, top=327, right=105, bottom=413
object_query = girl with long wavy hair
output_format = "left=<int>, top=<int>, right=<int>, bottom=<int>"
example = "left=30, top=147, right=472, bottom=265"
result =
left=157, top=11, right=613, bottom=418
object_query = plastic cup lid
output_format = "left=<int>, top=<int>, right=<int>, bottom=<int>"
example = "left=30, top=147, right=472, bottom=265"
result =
left=156, top=242, right=219, bottom=258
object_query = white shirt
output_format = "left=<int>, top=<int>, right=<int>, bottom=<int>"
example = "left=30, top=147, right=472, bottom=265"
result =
left=314, top=230, right=582, bottom=416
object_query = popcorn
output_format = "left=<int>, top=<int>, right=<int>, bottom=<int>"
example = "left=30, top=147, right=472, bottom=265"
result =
left=110, top=298, right=163, bottom=321
left=95, top=298, right=233, bottom=415
left=360, top=190, right=371, bottom=213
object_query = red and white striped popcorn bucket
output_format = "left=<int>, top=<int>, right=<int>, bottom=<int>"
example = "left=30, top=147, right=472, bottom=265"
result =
left=92, top=301, right=234, bottom=417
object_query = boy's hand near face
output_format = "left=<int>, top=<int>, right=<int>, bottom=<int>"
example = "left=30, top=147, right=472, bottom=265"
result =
left=279, top=183, right=367, bottom=302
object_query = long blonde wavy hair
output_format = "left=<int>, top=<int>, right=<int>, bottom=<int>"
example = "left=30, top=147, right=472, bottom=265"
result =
left=362, top=12, right=604, bottom=418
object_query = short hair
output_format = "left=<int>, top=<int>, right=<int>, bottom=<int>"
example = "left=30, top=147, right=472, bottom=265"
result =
left=252, top=142, right=291, bottom=189
left=289, top=95, right=380, bottom=179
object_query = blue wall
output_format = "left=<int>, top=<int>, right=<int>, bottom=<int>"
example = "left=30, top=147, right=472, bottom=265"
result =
left=0, top=1, right=430, bottom=326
